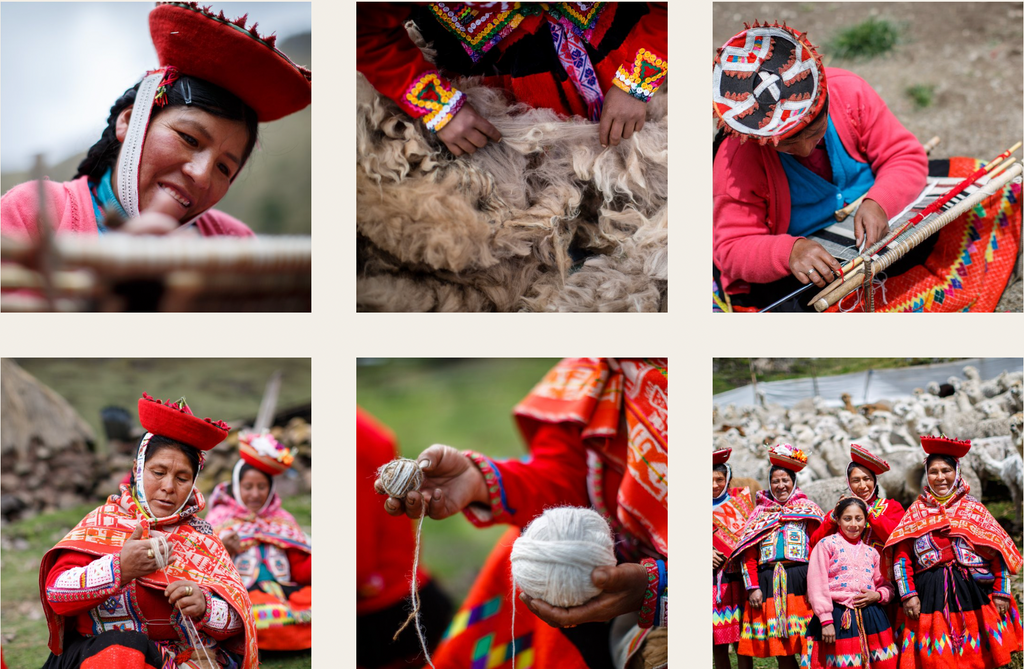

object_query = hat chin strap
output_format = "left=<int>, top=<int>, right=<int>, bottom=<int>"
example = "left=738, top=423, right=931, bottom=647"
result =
left=117, top=71, right=164, bottom=219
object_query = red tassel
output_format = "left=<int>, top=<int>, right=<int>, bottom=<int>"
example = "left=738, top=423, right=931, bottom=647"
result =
left=217, top=10, right=226, bottom=21
left=174, top=649, right=192, bottom=665
left=265, top=34, right=277, bottom=48
left=232, top=13, right=248, bottom=28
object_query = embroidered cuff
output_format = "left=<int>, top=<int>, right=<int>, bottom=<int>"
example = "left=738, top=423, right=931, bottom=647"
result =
left=203, top=592, right=244, bottom=633
left=461, top=450, right=514, bottom=527
left=638, top=558, right=659, bottom=628
left=612, top=48, right=667, bottom=102
left=900, top=590, right=919, bottom=602
left=404, top=71, right=466, bottom=133
left=655, top=560, right=667, bottom=627
left=48, top=553, right=123, bottom=603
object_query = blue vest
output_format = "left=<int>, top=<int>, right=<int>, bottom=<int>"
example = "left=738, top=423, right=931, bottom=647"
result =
left=779, top=116, right=875, bottom=237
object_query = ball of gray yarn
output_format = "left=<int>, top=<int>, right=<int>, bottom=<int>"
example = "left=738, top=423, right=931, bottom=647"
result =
left=510, top=506, right=617, bottom=608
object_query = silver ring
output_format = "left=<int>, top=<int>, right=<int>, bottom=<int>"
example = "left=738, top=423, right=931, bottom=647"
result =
left=807, top=268, right=817, bottom=275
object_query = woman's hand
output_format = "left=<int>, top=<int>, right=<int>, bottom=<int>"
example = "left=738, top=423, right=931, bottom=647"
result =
left=599, top=86, right=646, bottom=148
left=119, top=524, right=174, bottom=584
left=853, top=199, right=889, bottom=251
left=436, top=104, right=502, bottom=157
left=166, top=580, right=206, bottom=619
left=903, top=595, right=921, bottom=620
left=519, top=562, right=648, bottom=627
left=993, top=595, right=1011, bottom=617
left=220, top=530, right=242, bottom=557
left=821, top=623, right=836, bottom=644
left=748, top=588, right=764, bottom=608
left=374, top=445, right=489, bottom=520
left=713, top=548, right=725, bottom=570
left=789, top=238, right=841, bottom=288
left=851, top=588, right=881, bottom=608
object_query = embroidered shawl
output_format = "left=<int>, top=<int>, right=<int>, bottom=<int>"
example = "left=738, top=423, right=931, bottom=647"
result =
left=39, top=486, right=258, bottom=669
left=206, top=481, right=311, bottom=554
left=513, top=357, right=668, bottom=555
left=713, top=487, right=755, bottom=556
left=884, top=479, right=1023, bottom=573
left=726, top=488, right=823, bottom=570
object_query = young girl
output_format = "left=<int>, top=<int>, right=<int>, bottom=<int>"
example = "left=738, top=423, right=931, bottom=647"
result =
left=806, top=497, right=898, bottom=669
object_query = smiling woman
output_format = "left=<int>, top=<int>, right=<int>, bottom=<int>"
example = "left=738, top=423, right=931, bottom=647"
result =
left=1, top=2, right=310, bottom=239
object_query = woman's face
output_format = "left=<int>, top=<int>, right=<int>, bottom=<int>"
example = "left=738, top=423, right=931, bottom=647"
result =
left=143, top=447, right=195, bottom=516
left=848, top=466, right=875, bottom=501
left=773, top=109, right=828, bottom=158
left=116, top=105, right=249, bottom=222
left=240, top=468, right=272, bottom=513
left=927, top=459, right=957, bottom=496
left=770, top=469, right=794, bottom=503
left=713, top=470, right=728, bottom=498
left=838, top=504, right=866, bottom=541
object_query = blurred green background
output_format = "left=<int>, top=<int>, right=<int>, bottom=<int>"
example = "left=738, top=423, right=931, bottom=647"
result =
left=357, top=358, right=559, bottom=602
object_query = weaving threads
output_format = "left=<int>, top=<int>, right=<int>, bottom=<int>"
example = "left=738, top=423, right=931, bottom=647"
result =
left=149, top=533, right=172, bottom=570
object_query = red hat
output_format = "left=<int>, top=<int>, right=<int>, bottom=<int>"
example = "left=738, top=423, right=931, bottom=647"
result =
left=713, top=448, right=733, bottom=465
left=137, top=393, right=229, bottom=451
left=150, top=2, right=312, bottom=122
left=921, top=435, right=971, bottom=459
left=767, top=443, right=808, bottom=472
left=239, top=431, right=295, bottom=476
left=850, top=444, right=890, bottom=475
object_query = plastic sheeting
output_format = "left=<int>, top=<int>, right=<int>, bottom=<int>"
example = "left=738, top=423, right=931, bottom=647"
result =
left=713, top=358, right=1023, bottom=408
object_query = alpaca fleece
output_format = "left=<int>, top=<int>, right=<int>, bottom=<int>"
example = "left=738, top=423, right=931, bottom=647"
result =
left=357, top=30, right=668, bottom=312
left=510, top=506, right=617, bottom=608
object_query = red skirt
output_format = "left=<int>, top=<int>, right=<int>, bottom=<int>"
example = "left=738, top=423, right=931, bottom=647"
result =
left=894, top=564, right=1023, bottom=669
left=714, top=569, right=745, bottom=645
left=738, top=562, right=814, bottom=658
left=250, top=582, right=312, bottom=651
left=805, top=602, right=898, bottom=669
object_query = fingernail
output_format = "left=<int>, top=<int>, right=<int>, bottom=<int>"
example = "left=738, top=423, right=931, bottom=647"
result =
left=419, top=460, right=430, bottom=470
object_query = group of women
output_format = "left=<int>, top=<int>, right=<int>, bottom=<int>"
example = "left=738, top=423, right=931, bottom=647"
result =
left=713, top=438, right=1023, bottom=669
left=38, top=393, right=311, bottom=668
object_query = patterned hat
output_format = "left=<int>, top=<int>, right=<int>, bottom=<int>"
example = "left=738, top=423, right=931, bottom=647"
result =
left=713, top=448, right=733, bottom=465
left=239, top=431, right=296, bottom=476
left=712, top=21, right=827, bottom=144
left=767, top=443, right=808, bottom=473
left=850, top=443, right=890, bottom=475
left=137, top=393, right=228, bottom=451
left=921, top=435, right=971, bottom=459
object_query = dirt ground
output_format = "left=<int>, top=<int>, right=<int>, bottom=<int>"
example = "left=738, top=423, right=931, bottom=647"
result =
left=714, top=3, right=1024, bottom=310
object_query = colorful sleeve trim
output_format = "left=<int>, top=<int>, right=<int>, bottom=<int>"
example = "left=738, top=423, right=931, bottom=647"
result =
left=612, top=48, right=667, bottom=102
left=655, top=560, right=667, bottom=627
left=892, top=555, right=917, bottom=601
left=202, top=592, right=243, bottom=633
left=404, top=71, right=466, bottom=133
left=638, top=558, right=660, bottom=628
left=462, top=450, right=515, bottom=527
left=47, top=553, right=122, bottom=603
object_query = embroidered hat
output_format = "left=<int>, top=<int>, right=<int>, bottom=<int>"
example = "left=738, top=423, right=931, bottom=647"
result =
left=713, top=448, right=733, bottom=465
left=767, top=443, right=808, bottom=473
left=921, top=435, right=972, bottom=459
left=137, top=393, right=229, bottom=451
left=239, top=430, right=296, bottom=476
left=850, top=443, right=890, bottom=475
left=712, top=21, right=827, bottom=144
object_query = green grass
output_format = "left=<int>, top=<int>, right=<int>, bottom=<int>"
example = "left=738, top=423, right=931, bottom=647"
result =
left=357, top=358, right=560, bottom=600
left=828, top=18, right=902, bottom=60
left=906, top=84, right=936, bottom=109
left=712, top=358, right=962, bottom=395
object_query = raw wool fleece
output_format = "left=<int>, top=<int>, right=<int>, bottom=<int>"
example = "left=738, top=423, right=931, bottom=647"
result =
left=356, top=30, right=668, bottom=312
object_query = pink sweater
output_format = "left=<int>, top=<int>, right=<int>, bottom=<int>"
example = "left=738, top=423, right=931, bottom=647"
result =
left=807, top=532, right=893, bottom=625
left=713, top=68, right=927, bottom=295
left=1, top=176, right=254, bottom=239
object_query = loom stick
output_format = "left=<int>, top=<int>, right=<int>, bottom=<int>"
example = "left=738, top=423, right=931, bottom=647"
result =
left=922, top=136, right=941, bottom=154
left=834, top=194, right=866, bottom=222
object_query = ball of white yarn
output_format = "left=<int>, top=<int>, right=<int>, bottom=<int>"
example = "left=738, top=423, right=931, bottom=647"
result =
left=377, top=458, right=424, bottom=498
left=510, top=506, right=617, bottom=608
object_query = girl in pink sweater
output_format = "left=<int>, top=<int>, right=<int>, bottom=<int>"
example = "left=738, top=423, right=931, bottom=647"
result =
left=805, top=497, right=898, bottom=669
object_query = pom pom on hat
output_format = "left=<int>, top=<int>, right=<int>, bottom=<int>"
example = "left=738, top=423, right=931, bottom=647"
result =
left=239, top=430, right=296, bottom=476
left=767, top=443, right=808, bottom=472
left=850, top=443, right=890, bottom=475
left=921, top=435, right=971, bottom=459
left=713, top=448, right=733, bottom=465
left=137, top=393, right=228, bottom=451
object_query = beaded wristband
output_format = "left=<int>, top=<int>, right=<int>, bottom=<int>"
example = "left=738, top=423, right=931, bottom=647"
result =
left=463, top=450, right=512, bottom=521
left=612, top=48, right=667, bottom=103
left=404, top=71, right=466, bottom=133
left=638, top=557, right=660, bottom=628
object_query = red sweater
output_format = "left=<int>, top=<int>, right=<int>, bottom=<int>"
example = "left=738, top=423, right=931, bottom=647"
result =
left=713, top=68, right=927, bottom=295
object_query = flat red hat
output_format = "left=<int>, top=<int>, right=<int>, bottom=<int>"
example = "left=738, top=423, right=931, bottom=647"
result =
left=921, top=435, right=971, bottom=459
left=150, top=2, right=312, bottom=122
left=767, top=443, right=808, bottom=473
left=713, top=448, right=733, bottom=465
left=850, top=443, right=890, bottom=475
left=239, top=431, right=295, bottom=476
left=138, top=393, right=228, bottom=451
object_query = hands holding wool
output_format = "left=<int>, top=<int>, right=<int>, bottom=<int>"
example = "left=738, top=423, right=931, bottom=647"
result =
left=375, top=445, right=489, bottom=519
left=520, top=562, right=649, bottom=627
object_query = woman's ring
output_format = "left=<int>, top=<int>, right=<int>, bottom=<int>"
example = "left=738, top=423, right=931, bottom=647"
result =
left=147, top=549, right=154, bottom=559
left=807, top=268, right=817, bottom=275
left=186, top=586, right=193, bottom=596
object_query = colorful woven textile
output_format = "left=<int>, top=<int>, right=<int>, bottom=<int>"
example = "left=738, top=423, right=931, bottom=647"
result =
left=728, top=489, right=823, bottom=570
left=739, top=563, right=815, bottom=657
left=206, top=483, right=311, bottom=554
left=714, top=570, right=746, bottom=645
left=714, top=487, right=755, bottom=556
left=827, top=157, right=1022, bottom=312
left=805, top=602, right=898, bottom=669
left=39, top=486, right=257, bottom=669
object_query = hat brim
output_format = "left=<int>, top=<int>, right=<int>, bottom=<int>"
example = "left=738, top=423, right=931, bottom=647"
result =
left=769, top=454, right=806, bottom=473
left=138, top=397, right=227, bottom=451
left=850, top=444, right=890, bottom=475
left=921, top=436, right=971, bottom=459
left=713, top=448, right=732, bottom=465
left=240, top=441, right=288, bottom=476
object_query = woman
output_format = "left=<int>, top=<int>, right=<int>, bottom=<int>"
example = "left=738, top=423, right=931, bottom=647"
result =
left=809, top=444, right=905, bottom=567
left=2, top=3, right=311, bottom=238
left=38, top=393, right=257, bottom=669
left=713, top=448, right=754, bottom=669
left=375, top=358, right=667, bottom=669
left=727, top=444, right=823, bottom=669
left=205, top=430, right=312, bottom=651
left=885, top=436, right=1023, bottom=669
left=357, top=3, right=667, bottom=154
left=806, top=497, right=898, bottom=669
